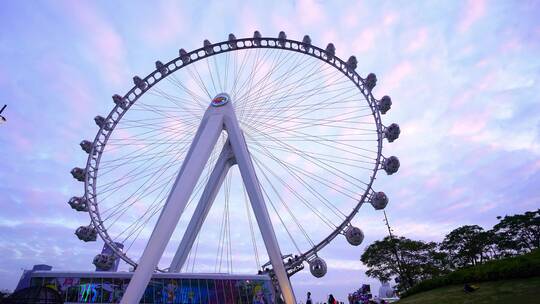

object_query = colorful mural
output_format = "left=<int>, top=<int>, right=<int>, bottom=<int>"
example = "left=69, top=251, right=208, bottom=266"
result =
left=32, top=276, right=274, bottom=304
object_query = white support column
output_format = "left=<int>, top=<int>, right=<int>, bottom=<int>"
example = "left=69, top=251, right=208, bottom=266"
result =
left=120, top=109, right=224, bottom=304
left=224, top=107, right=297, bottom=304
left=169, top=142, right=235, bottom=272
left=120, top=94, right=297, bottom=304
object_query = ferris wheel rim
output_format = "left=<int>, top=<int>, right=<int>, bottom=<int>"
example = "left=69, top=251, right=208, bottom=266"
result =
left=81, top=34, right=386, bottom=272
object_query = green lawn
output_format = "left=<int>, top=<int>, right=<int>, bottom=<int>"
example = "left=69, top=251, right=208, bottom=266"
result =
left=396, top=277, right=540, bottom=304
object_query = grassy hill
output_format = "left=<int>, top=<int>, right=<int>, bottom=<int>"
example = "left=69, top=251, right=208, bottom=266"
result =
left=401, top=249, right=540, bottom=297
left=396, top=276, right=540, bottom=304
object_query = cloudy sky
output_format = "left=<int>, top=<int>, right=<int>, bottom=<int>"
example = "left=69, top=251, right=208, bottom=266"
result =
left=1, top=0, right=539, bottom=301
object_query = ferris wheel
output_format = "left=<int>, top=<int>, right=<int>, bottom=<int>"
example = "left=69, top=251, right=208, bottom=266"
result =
left=68, top=31, right=400, bottom=303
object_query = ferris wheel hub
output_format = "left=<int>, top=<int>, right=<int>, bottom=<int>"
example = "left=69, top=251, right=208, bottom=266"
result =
left=211, top=92, right=230, bottom=107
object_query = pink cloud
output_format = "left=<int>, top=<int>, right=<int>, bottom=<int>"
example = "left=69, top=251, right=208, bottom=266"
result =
left=500, top=38, right=522, bottom=53
left=440, top=200, right=471, bottom=214
left=383, top=12, right=399, bottom=27
left=270, top=13, right=302, bottom=40
left=450, top=90, right=473, bottom=109
left=238, top=5, right=264, bottom=37
left=10, top=133, right=32, bottom=153
left=342, top=8, right=360, bottom=29
left=425, top=174, right=442, bottom=189
left=449, top=111, right=490, bottom=136
left=296, top=0, right=327, bottom=27
left=406, top=28, right=429, bottom=52
left=58, top=2, right=128, bottom=86
left=458, top=0, right=486, bottom=33
left=352, top=29, right=376, bottom=53
left=140, top=0, right=187, bottom=47
left=450, top=72, right=495, bottom=109
left=380, top=61, right=413, bottom=91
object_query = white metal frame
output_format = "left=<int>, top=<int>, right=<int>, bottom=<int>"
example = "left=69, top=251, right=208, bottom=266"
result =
left=120, top=95, right=296, bottom=304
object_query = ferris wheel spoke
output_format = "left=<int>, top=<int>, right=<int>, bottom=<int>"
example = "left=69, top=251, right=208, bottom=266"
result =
left=100, top=147, right=188, bottom=222
left=237, top=64, right=337, bottom=109
left=252, top=158, right=316, bottom=253
left=243, top=116, right=376, bottom=137
left=234, top=48, right=280, bottom=116
left=186, top=64, right=214, bottom=99
left=99, top=149, right=184, bottom=172
left=215, top=172, right=231, bottom=273
left=236, top=48, right=313, bottom=120
left=230, top=46, right=260, bottom=99
left=242, top=184, right=261, bottom=270
left=103, top=168, right=178, bottom=231
left=115, top=182, right=171, bottom=243
left=232, top=47, right=275, bottom=106
left=238, top=58, right=329, bottom=124
left=105, top=145, right=220, bottom=238
left=167, top=73, right=209, bottom=108
left=245, top=102, right=371, bottom=125
left=118, top=151, right=221, bottom=251
left=244, top=119, right=378, bottom=163
left=99, top=128, right=195, bottom=172
left=247, top=141, right=376, bottom=168
left=105, top=120, right=196, bottom=143
left=244, top=123, right=377, bottom=164
left=252, top=154, right=324, bottom=247
left=246, top=59, right=341, bottom=113
left=242, top=82, right=358, bottom=119
left=246, top=140, right=353, bottom=218
left=147, top=89, right=205, bottom=118
left=254, top=156, right=337, bottom=229
left=98, top=135, right=192, bottom=196
left=249, top=80, right=359, bottom=128
left=251, top=147, right=360, bottom=222
left=114, top=130, right=225, bottom=234
left=246, top=117, right=379, bottom=157
left=212, top=50, right=226, bottom=93
left=244, top=125, right=371, bottom=192
left=247, top=110, right=372, bottom=128
left=243, top=75, right=351, bottom=128
left=100, top=147, right=187, bottom=166
left=251, top=156, right=303, bottom=255
left=236, top=47, right=322, bottom=106
left=234, top=45, right=302, bottom=109
left=206, top=55, right=219, bottom=95
left=241, top=98, right=371, bottom=119
left=241, top=56, right=330, bottom=123
left=222, top=50, right=231, bottom=92
left=151, top=85, right=206, bottom=107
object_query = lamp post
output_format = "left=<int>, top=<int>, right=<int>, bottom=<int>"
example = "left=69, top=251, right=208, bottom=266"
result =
left=383, top=210, right=408, bottom=291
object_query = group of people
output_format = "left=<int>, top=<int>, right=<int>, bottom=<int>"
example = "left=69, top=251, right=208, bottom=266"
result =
left=301, top=291, right=390, bottom=304
left=302, top=291, right=342, bottom=304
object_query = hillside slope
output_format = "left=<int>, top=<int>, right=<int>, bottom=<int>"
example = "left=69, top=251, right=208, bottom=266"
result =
left=396, top=277, right=540, bottom=304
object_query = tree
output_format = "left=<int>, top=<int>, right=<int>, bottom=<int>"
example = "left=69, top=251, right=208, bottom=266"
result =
left=440, top=225, right=496, bottom=268
left=493, top=209, right=540, bottom=255
left=360, top=236, right=446, bottom=291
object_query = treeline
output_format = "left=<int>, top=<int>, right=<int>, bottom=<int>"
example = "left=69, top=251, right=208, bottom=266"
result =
left=360, top=209, right=540, bottom=291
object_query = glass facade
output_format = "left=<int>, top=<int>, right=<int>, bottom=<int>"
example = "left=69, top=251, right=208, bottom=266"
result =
left=30, top=275, right=274, bottom=304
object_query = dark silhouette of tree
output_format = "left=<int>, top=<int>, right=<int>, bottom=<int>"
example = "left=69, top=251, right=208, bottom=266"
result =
left=360, top=209, right=539, bottom=292
left=361, top=236, right=447, bottom=291
left=493, top=209, right=540, bottom=255
left=440, top=225, right=495, bottom=268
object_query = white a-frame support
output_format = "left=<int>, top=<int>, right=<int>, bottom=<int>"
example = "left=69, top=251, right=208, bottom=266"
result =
left=120, top=94, right=297, bottom=304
